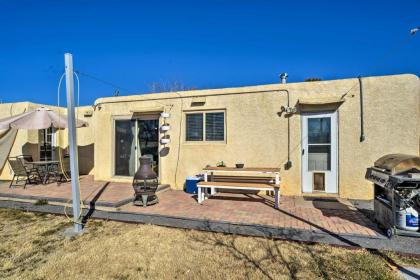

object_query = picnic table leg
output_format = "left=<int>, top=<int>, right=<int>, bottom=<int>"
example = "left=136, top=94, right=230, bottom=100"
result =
left=209, top=172, right=216, bottom=195
left=204, top=172, right=213, bottom=197
left=274, top=187, right=280, bottom=209
left=198, top=187, right=202, bottom=204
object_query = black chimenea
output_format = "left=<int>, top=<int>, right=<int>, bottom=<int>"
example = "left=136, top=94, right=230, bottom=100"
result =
left=132, top=156, right=159, bottom=207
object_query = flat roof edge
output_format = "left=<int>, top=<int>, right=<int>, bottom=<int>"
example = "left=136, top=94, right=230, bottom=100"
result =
left=94, top=73, right=418, bottom=106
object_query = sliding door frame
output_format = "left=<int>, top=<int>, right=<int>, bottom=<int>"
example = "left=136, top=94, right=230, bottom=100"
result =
left=111, top=114, right=161, bottom=180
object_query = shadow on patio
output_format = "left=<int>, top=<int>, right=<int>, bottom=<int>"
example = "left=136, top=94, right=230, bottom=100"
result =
left=0, top=175, right=134, bottom=208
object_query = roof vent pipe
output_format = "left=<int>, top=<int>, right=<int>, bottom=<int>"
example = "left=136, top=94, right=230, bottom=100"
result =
left=280, top=73, right=288, bottom=84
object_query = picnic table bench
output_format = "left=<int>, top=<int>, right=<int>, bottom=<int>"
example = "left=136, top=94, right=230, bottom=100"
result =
left=197, top=166, right=281, bottom=208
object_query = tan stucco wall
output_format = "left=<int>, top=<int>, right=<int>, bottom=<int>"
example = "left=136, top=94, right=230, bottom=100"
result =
left=1, top=74, right=417, bottom=200
left=92, top=74, right=419, bottom=200
left=0, top=102, right=32, bottom=180
left=74, top=106, right=95, bottom=175
left=0, top=103, right=94, bottom=180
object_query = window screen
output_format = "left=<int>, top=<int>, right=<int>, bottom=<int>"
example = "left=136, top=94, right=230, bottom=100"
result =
left=186, top=113, right=203, bottom=141
left=205, top=112, right=225, bottom=141
left=308, top=118, right=331, bottom=144
left=307, top=117, right=331, bottom=171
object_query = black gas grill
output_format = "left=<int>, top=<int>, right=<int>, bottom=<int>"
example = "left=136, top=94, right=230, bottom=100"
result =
left=365, top=154, right=420, bottom=238
left=366, top=154, right=420, bottom=188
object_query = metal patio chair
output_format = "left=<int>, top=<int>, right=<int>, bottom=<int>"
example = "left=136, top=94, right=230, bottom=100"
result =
left=17, top=154, right=35, bottom=170
left=17, top=154, right=34, bottom=163
left=48, top=156, right=71, bottom=185
left=7, top=157, right=42, bottom=188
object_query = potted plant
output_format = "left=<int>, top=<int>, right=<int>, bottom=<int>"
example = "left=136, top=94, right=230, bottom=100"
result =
left=161, top=123, right=170, bottom=132
left=160, top=135, right=170, bottom=144
left=160, top=112, right=170, bottom=118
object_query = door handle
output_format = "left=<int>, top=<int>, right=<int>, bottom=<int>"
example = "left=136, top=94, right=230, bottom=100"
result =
left=302, top=149, right=305, bottom=155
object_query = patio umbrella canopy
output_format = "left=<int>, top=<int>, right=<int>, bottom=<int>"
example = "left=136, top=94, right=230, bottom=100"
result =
left=0, top=107, right=88, bottom=130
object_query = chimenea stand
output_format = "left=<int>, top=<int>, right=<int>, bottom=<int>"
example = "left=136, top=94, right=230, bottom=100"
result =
left=132, top=156, right=159, bottom=207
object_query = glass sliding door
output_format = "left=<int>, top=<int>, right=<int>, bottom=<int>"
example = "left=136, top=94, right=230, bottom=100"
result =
left=114, top=120, right=136, bottom=176
left=138, top=118, right=159, bottom=175
left=114, top=116, right=160, bottom=178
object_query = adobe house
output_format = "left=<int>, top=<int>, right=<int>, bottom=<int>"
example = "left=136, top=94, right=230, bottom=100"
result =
left=0, top=74, right=418, bottom=200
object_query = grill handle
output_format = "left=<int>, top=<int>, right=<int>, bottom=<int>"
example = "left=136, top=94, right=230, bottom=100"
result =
left=371, top=166, right=387, bottom=173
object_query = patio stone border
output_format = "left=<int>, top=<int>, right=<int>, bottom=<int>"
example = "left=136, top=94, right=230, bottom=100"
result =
left=0, top=184, right=170, bottom=208
left=0, top=192, right=133, bottom=208
left=0, top=199, right=419, bottom=255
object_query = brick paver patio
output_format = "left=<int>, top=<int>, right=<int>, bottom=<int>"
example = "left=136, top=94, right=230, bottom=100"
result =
left=120, top=191, right=379, bottom=237
left=0, top=176, right=132, bottom=205
left=0, top=176, right=379, bottom=237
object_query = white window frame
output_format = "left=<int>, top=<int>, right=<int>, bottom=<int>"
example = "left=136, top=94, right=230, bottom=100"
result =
left=301, top=111, right=338, bottom=194
left=185, top=110, right=226, bottom=143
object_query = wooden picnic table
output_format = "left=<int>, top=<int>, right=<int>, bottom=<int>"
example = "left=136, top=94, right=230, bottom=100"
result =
left=200, top=166, right=281, bottom=208
left=203, top=166, right=280, bottom=173
left=203, top=166, right=280, bottom=185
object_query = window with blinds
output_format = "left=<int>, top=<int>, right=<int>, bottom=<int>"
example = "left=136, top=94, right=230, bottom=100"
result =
left=185, top=111, right=225, bottom=142
left=205, top=112, right=224, bottom=141
left=186, top=113, right=203, bottom=141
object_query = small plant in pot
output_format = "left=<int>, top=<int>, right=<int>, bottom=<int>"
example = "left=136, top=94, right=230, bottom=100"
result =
left=216, top=161, right=226, bottom=167
left=160, top=135, right=170, bottom=145
left=160, top=123, right=171, bottom=132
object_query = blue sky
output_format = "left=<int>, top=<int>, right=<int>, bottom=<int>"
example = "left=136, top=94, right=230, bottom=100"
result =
left=0, top=0, right=419, bottom=106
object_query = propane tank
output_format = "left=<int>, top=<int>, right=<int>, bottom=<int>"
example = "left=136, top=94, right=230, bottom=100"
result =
left=396, top=206, right=419, bottom=231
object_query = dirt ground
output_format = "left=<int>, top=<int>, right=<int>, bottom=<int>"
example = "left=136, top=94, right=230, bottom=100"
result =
left=0, top=208, right=418, bottom=280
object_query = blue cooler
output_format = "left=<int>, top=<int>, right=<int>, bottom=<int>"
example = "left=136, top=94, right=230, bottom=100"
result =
left=185, top=176, right=201, bottom=194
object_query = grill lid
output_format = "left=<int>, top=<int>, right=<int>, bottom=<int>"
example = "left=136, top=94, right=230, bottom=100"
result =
left=374, top=154, right=420, bottom=175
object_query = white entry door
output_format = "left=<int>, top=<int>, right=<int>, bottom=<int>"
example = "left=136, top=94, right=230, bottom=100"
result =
left=301, top=111, right=338, bottom=193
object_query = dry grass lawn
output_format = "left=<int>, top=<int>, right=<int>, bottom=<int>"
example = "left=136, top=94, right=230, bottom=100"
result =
left=0, top=208, right=418, bottom=280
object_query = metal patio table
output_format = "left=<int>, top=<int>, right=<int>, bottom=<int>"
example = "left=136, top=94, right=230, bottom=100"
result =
left=31, top=160, right=60, bottom=184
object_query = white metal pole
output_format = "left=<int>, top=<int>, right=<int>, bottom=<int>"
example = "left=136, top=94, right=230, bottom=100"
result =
left=64, top=53, right=83, bottom=233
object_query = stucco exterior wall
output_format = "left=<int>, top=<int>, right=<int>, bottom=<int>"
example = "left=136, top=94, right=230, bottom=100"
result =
left=0, top=102, right=32, bottom=180
left=74, top=106, right=95, bottom=175
left=0, top=103, right=95, bottom=180
left=0, top=74, right=417, bottom=200
left=92, top=74, right=419, bottom=200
